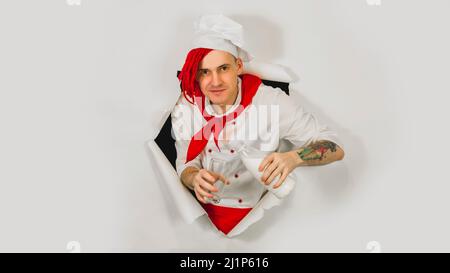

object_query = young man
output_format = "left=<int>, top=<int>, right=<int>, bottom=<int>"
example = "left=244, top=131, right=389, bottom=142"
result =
left=171, top=15, right=345, bottom=235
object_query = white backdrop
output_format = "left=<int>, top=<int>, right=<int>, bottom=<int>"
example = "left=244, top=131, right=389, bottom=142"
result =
left=1, top=0, right=449, bottom=252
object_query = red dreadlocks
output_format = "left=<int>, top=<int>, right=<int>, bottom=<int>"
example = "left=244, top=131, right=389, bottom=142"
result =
left=177, top=48, right=213, bottom=104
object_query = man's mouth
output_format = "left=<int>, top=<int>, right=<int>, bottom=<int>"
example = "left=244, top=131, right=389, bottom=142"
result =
left=210, top=89, right=226, bottom=92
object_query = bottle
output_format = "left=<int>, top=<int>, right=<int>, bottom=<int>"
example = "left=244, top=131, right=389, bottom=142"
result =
left=238, top=145, right=296, bottom=199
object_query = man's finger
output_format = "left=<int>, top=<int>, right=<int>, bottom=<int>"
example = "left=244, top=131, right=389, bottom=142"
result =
left=197, top=186, right=214, bottom=199
left=273, top=170, right=288, bottom=189
left=258, top=154, right=274, bottom=172
left=201, top=171, right=219, bottom=184
left=195, top=190, right=207, bottom=204
left=217, top=173, right=230, bottom=185
left=266, top=166, right=282, bottom=185
left=209, top=171, right=230, bottom=185
left=199, top=179, right=218, bottom=193
left=261, top=161, right=277, bottom=184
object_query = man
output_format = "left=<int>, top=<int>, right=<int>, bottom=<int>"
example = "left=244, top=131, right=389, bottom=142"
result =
left=171, top=14, right=345, bottom=235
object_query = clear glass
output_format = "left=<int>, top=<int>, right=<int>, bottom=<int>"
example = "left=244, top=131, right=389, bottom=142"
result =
left=205, top=157, right=229, bottom=204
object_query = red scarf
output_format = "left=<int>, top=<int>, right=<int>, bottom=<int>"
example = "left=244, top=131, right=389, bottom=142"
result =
left=185, top=73, right=262, bottom=163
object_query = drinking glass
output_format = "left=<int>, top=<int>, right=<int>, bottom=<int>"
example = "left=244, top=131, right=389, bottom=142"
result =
left=205, top=157, right=230, bottom=204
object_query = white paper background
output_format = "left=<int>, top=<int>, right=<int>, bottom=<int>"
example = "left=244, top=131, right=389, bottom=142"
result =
left=0, top=0, right=449, bottom=252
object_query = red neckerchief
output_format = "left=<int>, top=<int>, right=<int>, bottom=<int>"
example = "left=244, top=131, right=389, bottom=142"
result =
left=185, top=74, right=262, bottom=163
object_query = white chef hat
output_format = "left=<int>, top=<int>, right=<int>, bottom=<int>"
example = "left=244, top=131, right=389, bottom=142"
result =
left=192, top=14, right=253, bottom=62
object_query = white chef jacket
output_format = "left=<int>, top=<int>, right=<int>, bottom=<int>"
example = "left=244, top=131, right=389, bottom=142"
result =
left=171, top=77, right=342, bottom=209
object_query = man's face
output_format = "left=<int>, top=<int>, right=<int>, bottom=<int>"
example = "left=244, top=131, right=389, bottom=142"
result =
left=197, top=50, right=243, bottom=106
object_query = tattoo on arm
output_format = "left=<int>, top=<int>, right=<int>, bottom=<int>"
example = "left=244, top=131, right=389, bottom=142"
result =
left=296, top=140, right=337, bottom=161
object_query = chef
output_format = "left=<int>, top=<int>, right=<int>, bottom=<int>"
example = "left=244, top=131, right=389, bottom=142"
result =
left=171, top=14, right=345, bottom=235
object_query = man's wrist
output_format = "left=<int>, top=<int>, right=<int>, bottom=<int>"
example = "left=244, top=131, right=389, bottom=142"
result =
left=181, top=167, right=199, bottom=190
left=289, top=150, right=304, bottom=167
left=187, top=169, right=199, bottom=189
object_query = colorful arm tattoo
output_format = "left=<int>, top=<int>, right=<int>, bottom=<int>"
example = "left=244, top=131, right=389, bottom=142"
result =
left=296, top=140, right=337, bottom=161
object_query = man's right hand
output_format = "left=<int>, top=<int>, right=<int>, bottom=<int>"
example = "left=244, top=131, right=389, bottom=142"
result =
left=190, top=169, right=229, bottom=204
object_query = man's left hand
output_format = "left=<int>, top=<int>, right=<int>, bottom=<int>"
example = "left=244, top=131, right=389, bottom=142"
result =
left=258, top=151, right=301, bottom=189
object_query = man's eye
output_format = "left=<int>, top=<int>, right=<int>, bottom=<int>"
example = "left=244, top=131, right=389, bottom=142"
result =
left=221, top=66, right=228, bottom=71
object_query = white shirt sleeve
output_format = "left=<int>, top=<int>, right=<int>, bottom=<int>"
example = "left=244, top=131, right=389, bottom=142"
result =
left=276, top=90, right=344, bottom=150
left=171, top=95, right=203, bottom=178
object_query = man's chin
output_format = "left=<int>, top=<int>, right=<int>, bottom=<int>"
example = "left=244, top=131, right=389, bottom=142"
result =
left=208, top=96, right=226, bottom=105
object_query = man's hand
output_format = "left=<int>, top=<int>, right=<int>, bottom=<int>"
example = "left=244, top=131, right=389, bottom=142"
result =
left=258, top=151, right=300, bottom=189
left=190, top=169, right=229, bottom=204
left=258, top=140, right=345, bottom=189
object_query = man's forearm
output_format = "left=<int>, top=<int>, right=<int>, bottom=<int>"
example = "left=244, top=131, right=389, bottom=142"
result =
left=292, top=140, right=345, bottom=167
left=180, top=166, right=199, bottom=191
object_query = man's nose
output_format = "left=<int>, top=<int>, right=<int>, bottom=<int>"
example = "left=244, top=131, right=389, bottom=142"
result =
left=211, top=71, right=222, bottom=86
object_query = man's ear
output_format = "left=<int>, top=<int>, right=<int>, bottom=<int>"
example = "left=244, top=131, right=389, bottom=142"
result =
left=236, top=58, right=244, bottom=75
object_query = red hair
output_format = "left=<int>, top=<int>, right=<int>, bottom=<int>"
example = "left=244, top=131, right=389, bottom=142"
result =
left=178, top=48, right=213, bottom=104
